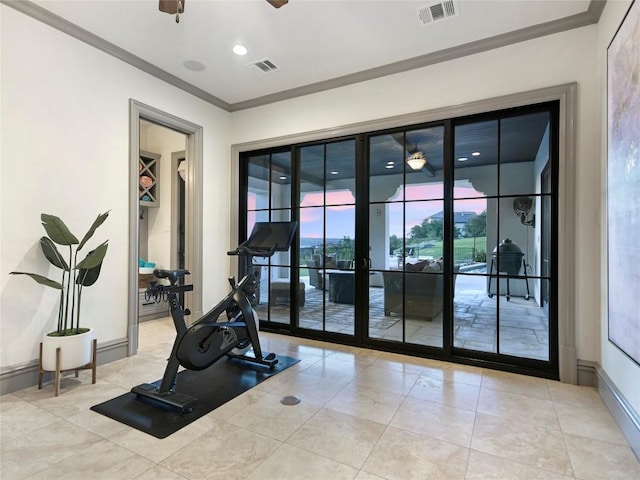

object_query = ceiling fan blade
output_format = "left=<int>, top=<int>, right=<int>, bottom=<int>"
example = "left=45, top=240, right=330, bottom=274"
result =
left=159, top=0, right=185, bottom=15
left=266, top=0, right=288, bottom=8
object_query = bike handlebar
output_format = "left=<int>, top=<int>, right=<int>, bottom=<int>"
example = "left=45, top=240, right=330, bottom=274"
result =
left=227, top=242, right=277, bottom=258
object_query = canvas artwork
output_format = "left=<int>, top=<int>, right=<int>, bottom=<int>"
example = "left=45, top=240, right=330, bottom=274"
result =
left=607, top=0, right=640, bottom=365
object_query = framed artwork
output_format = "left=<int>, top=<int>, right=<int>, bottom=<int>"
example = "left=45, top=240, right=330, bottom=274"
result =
left=607, top=0, right=640, bottom=365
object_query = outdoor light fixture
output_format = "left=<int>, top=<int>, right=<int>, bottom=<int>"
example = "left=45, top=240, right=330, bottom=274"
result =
left=406, top=152, right=427, bottom=170
left=513, top=196, right=535, bottom=227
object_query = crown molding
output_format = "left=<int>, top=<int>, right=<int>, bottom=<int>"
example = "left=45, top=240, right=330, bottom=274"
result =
left=2, top=0, right=606, bottom=113
left=231, top=1, right=606, bottom=111
left=1, top=0, right=231, bottom=111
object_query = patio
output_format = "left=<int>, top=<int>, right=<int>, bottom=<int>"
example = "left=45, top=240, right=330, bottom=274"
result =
left=253, top=273, right=549, bottom=361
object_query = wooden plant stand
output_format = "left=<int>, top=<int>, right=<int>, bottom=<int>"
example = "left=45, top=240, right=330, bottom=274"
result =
left=38, top=338, right=97, bottom=396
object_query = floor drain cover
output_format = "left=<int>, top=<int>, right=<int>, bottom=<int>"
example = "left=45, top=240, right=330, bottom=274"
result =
left=280, top=395, right=301, bottom=406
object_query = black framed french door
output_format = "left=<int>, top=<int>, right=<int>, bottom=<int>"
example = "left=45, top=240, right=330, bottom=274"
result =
left=294, top=137, right=363, bottom=339
left=240, top=101, right=559, bottom=378
left=448, top=104, right=558, bottom=374
left=363, top=123, right=452, bottom=353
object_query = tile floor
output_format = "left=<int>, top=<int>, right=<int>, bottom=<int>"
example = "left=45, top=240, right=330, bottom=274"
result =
left=1, top=318, right=638, bottom=479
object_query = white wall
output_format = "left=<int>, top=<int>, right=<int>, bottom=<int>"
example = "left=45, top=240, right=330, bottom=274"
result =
left=597, top=0, right=639, bottom=416
left=231, top=26, right=600, bottom=363
left=0, top=6, right=231, bottom=370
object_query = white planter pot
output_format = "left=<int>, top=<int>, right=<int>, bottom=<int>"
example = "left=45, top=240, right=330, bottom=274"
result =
left=42, top=329, right=94, bottom=371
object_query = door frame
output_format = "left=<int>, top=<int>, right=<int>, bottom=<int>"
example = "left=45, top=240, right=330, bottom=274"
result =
left=170, top=150, right=186, bottom=271
left=128, top=100, right=203, bottom=356
left=541, top=161, right=552, bottom=313
left=231, top=83, right=578, bottom=382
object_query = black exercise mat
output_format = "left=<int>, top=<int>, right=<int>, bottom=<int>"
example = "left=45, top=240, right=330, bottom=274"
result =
left=91, top=355, right=299, bottom=438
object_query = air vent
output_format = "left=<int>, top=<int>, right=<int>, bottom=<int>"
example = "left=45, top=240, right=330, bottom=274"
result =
left=417, top=0, right=458, bottom=25
left=249, top=58, right=280, bottom=74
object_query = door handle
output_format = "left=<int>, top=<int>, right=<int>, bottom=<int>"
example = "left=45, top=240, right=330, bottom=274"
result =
left=360, top=258, right=371, bottom=269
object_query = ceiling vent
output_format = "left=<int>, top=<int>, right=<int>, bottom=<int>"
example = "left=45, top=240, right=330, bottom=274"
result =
left=249, top=58, right=280, bottom=74
left=417, top=0, right=459, bottom=25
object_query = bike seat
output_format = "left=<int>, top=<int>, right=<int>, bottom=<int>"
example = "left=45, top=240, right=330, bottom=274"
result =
left=154, top=269, right=191, bottom=285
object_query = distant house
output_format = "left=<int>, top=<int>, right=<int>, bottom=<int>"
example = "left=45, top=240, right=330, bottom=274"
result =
left=428, top=211, right=477, bottom=235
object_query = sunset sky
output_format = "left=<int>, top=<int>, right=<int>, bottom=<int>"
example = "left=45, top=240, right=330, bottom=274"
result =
left=249, top=184, right=486, bottom=239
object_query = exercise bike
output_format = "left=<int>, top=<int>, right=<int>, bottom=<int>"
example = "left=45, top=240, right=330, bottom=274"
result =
left=131, top=221, right=298, bottom=413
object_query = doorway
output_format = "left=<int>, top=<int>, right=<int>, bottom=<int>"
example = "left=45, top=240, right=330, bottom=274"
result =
left=128, top=100, right=203, bottom=356
left=137, top=122, right=186, bottom=323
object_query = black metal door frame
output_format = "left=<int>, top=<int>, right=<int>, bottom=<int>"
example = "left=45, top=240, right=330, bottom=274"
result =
left=241, top=102, right=560, bottom=380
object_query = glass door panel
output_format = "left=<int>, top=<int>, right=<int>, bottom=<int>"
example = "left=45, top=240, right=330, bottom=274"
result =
left=453, top=109, right=552, bottom=362
left=368, top=125, right=445, bottom=347
left=246, top=152, right=293, bottom=326
left=494, top=111, right=551, bottom=360
left=298, top=139, right=356, bottom=336
left=453, top=119, right=498, bottom=354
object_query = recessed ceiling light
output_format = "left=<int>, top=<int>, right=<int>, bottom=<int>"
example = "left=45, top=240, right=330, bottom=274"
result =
left=233, top=45, right=248, bottom=56
left=183, top=60, right=206, bottom=71
left=472, top=152, right=481, bottom=156
left=385, top=165, right=394, bottom=169
left=458, top=157, right=468, bottom=162
left=330, top=171, right=339, bottom=175
left=387, top=161, right=395, bottom=165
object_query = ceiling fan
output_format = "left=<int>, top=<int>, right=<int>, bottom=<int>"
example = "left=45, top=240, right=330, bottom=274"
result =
left=159, top=0, right=289, bottom=23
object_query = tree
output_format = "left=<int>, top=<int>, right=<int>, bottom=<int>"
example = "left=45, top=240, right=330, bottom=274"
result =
left=337, top=235, right=354, bottom=259
left=409, top=221, right=427, bottom=241
left=409, top=219, right=444, bottom=242
left=389, top=234, right=402, bottom=255
left=465, top=210, right=487, bottom=238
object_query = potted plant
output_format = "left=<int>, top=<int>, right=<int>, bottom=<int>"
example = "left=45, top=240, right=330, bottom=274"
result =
left=11, top=211, right=109, bottom=371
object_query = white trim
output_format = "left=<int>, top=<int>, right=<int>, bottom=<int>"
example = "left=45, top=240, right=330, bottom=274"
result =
left=129, top=100, right=203, bottom=357
left=579, top=360, right=640, bottom=460
left=0, top=338, right=128, bottom=394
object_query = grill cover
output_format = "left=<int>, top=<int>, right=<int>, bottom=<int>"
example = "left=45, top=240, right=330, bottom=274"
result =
left=492, top=238, right=523, bottom=275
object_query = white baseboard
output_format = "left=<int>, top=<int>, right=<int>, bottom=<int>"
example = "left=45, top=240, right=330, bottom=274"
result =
left=578, top=359, right=640, bottom=461
left=0, top=338, right=129, bottom=395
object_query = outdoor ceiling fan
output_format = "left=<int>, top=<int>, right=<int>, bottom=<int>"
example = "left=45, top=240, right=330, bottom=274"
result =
left=159, top=0, right=289, bottom=23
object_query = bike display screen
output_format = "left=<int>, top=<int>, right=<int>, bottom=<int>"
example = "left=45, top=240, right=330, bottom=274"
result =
left=246, top=222, right=297, bottom=252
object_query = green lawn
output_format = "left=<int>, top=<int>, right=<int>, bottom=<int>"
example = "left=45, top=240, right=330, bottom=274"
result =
left=406, top=236, right=487, bottom=263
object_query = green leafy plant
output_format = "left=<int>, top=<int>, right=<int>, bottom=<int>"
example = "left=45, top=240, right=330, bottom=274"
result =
left=10, top=212, right=109, bottom=336
left=473, top=249, right=487, bottom=263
